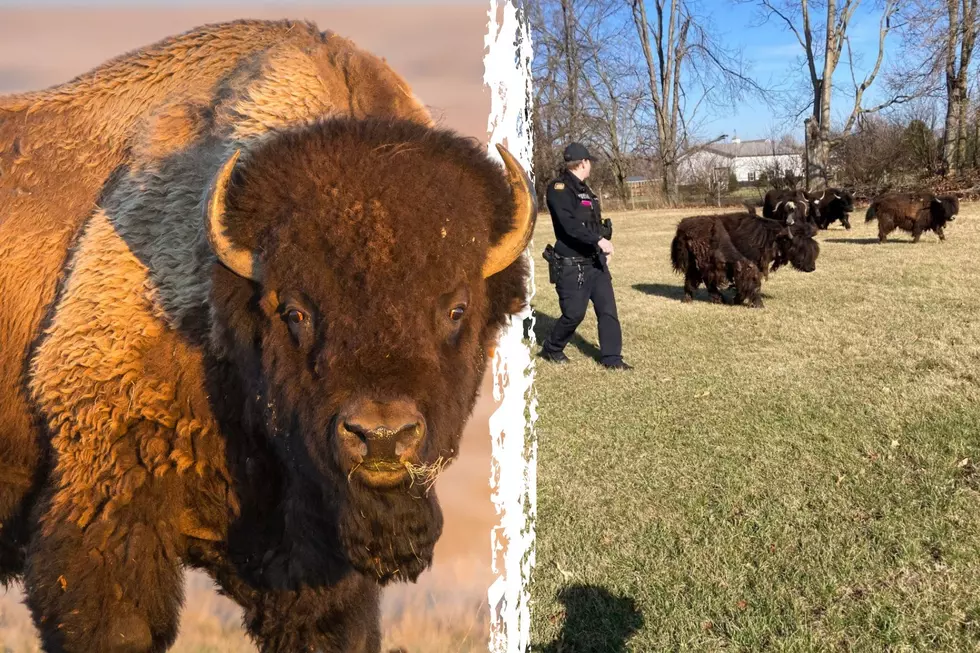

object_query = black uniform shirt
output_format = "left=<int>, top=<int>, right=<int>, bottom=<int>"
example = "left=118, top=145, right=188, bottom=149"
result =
left=545, top=169, right=603, bottom=258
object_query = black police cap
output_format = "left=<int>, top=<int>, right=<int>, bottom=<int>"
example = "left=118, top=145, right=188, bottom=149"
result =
left=563, top=142, right=592, bottom=161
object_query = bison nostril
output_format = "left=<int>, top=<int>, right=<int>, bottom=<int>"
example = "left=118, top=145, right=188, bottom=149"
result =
left=360, top=422, right=421, bottom=461
left=393, top=423, right=422, bottom=457
left=343, top=422, right=369, bottom=443
left=338, top=399, right=425, bottom=466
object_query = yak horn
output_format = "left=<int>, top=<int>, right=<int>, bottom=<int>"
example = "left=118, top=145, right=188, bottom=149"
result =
left=205, top=149, right=264, bottom=281
left=483, top=143, right=536, bottom=278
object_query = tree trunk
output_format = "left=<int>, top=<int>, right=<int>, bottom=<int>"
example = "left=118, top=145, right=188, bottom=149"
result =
left=943, top=87, right=961, bottom=174
left=941, top=0, right=962, bottom=174
left=956, top=92, right=970, bottom=167
left=661, top=154, right=678, bottom=205
left=808, top=0, right=837, bottom=189
left=560, top=0, right=578, bottom=138
left=974, top=103, right=980, bottom=169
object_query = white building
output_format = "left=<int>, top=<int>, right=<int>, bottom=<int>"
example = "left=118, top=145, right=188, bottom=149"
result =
left=678, top=137, right=804, bottom=185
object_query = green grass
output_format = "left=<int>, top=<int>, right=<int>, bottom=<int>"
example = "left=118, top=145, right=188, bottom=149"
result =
left=527, top=205, right=980, bottom=651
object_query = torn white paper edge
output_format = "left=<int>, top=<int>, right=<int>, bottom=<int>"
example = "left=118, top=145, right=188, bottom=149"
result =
left=484, top=1, right=536, bottom=652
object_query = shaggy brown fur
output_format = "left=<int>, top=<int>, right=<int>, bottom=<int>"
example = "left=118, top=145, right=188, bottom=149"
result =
left=806, top=187, right=855, bottom=230
left=865, top=191, right=960, bottom=243
left=0, top=18, right=431, bottom=581
left=721, top=211, right=819, bottom=276
left=671, top=211, right=819, bottom=308
left=671, top=215, right=764, bottom=307
left=0, top=21, right=529, bottom=653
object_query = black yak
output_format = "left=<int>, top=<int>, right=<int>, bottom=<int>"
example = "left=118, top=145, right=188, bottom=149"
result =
left=0, top=20, right=533, bottom=653
left=807, top=187, right=855, bottom=229
left=865, top=191, right=960, bottom=242
left=761, top=188, right=810, bottom=225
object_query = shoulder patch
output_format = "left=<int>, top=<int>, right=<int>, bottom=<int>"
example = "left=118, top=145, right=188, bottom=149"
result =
left=554, top=182, right=565, bottom=190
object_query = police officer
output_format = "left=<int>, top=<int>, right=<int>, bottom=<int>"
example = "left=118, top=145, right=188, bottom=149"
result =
left=539, top=142, right=632, bottom=370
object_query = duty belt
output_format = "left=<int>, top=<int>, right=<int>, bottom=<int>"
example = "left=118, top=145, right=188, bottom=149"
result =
left=555, top=253, right=595, bottom=287
left=557, top=254, right=594, bottom=266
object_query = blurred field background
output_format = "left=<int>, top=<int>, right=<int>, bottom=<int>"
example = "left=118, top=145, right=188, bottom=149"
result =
left=527, top=204, right=980, bottom=650
left=0, top=2, right=500, bottom=651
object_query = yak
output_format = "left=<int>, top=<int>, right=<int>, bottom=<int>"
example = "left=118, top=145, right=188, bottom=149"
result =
left=0, top=20, right=534, bottom=653
left=865, top=191, right=960, bottom=242
left=761, top=188, right=810, bottom=225
left=806, top=187, right=855, bottom=230
left=671, top=215, right=764, bottom=306
left=671, top=210, right=820, bottom=307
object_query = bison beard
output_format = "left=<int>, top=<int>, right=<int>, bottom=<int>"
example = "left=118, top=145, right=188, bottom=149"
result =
left=339, top=484, right=442, bottom=584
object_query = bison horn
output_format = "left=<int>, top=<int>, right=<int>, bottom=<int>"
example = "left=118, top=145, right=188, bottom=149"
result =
left=483, top=143, right=536, bottom=278
left=205, top=149, right=264, bottom=282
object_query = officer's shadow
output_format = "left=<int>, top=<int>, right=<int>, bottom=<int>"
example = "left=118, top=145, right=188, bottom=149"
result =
left=525, top=311, right=602, bottom=362
left=533, top=584, right=644, bottom=653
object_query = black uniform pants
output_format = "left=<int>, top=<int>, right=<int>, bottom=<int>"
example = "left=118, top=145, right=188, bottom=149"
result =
left=542, top=259, right=623, bottom=364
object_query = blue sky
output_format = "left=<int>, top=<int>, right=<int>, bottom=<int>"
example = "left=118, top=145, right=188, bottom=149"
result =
left=697, top=0, right=906, bottom=142
left=0, top=0, right=910, bottom=141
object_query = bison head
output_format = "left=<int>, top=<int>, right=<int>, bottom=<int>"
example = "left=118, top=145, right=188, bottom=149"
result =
left=932, top=194, right=959, bottom=226
left=773, top=221, right=819, bottom=273
left=204, top=118, right=533, bottom=585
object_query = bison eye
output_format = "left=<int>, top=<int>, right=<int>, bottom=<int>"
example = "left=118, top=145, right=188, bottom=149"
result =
left=282, top=307, right=313, bottom=345
left=449, top=305, right=466, bottom=322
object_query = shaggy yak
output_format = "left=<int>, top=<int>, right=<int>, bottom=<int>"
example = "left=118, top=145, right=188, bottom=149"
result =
left=671, top=210, right=820, bottom=307
left=865, top=191, right=960, bottom=242
left=0, top=19, right=534, bottom=653
left=761, top=188, right=810, bottom=225
left=806, top=187, right=855, bottom=230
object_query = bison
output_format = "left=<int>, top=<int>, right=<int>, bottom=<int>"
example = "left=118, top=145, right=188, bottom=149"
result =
left=0, top=20, right=533, bottom=653
left=761, top=188, right=810, bottom=225
left=806, top=187, right=855, bottom=230
left=865, top=191, right=960, bottom=243
left=671, top=210, right=820, bottom=307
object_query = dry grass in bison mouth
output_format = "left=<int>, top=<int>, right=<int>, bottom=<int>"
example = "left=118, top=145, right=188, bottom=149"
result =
left=343, top=457, right=449, bottom=494
left=404, top=456, right=450, bottom=494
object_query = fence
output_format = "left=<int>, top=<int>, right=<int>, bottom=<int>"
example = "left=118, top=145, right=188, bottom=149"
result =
left=592, top=179, right=773, bottom=212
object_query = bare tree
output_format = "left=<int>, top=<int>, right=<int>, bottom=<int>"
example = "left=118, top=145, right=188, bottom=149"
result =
left=628, top=0, right=759, bottom=205
left=892, top=0, right=978, bottom=174
left=560, top=0, right=582, bottom=136
left=747, top=0, right=905, bottom=189
left=532, top=0, right=649, bottom=205
left=576, top=0, right=647, bottom=205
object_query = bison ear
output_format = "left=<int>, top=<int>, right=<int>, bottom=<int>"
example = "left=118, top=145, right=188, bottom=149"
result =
left=483, top=144, right=536, bottom=278
left=205, top=149, right=264, bottom=282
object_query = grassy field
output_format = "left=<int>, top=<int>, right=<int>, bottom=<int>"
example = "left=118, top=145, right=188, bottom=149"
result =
left=527, top=204, right=980, bottom=651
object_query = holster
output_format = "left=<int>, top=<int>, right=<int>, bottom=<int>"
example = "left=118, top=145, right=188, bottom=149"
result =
left=542, top=244, right=560, bottom=284
left=600, top=218, right=613, bottom=240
